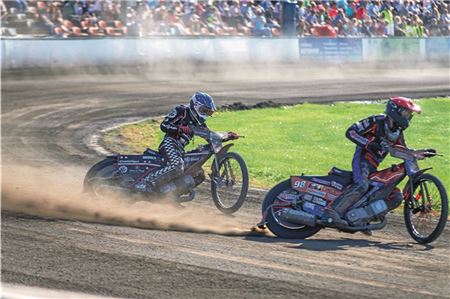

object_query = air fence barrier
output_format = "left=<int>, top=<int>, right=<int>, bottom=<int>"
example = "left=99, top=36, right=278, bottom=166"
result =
left=1, top=37, right=449, bottom=69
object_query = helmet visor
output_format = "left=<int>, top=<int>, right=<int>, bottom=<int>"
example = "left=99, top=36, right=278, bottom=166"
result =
left=400, top=108, right=413, bottom=120
left=198, top=105, right=214, bottom=116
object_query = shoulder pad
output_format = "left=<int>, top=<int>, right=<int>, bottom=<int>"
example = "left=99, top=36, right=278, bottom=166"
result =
left=374, top=114, right=386, bottom=121
left=166, top=106, right=183, bottom=118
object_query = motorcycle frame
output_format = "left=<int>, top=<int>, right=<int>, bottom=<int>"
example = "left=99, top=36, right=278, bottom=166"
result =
left=184, top=143, right=235, bottom=178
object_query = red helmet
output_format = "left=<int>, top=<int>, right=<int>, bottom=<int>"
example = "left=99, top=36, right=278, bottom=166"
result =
left=385, top=96, right=421, bottom=129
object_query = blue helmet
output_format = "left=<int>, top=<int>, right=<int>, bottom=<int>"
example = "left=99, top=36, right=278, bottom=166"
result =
left=189, top=92, right=217, bottom=122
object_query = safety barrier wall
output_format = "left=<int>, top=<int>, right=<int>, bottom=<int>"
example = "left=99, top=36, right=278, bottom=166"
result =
left=1, top=37, right=449, bottom=69
left=1, top=38, right=300, bottom=69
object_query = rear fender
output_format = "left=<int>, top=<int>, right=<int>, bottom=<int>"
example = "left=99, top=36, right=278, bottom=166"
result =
left=402, top=167, right=433, bottom=200
left=83, top=157, right=118, bottom=191
left=258, top=181, right=298, bottom=228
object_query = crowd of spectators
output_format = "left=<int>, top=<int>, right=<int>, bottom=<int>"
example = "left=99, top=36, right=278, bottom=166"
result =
left=1, top=0, right=449, bottom=38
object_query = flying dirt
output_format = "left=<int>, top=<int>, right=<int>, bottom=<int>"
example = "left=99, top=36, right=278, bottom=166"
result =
left=2, top=164, right=254, bottom=236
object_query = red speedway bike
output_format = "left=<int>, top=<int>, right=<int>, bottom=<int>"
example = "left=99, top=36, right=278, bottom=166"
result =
left=258, top=144, right=448, bottom=244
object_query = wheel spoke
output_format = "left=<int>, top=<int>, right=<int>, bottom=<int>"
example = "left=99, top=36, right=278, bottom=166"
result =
left=407, top=179, right=445, bottom=242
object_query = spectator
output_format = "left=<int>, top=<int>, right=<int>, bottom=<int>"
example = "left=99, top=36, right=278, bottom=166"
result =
left=311, top=21, right=337, bottom=37
left=380, top=5, right=394, bottom=36
left=252, top=7, right=271, bottom=37
left=394, top=15, right=406, bottom=36
left=350, top=18, right=362, bottom=36
left=361, top=18, right=375, bottom=37
left=428, top=17, right=442, bottom=36
left=1, top=0, right=8, bottom=22
left=1, top=0, right=449, bottom=38
left=367, top=1, right=381, bottom=19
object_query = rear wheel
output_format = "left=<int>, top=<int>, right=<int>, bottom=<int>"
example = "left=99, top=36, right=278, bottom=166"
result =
left=211, top=152, right=249, bottom=214
left=263, top=179, right=321, bottom=239
left=83, top=158, right=124, bottom=198
left=404, top=174, right=448, bottom=244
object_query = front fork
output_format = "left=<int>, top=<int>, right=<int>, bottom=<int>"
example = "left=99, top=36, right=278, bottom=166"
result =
left=211, top=153, right=234, bottom=188
left=210, top=144, right=234, bottom=186
left=403, top=168, right=432, bottom=211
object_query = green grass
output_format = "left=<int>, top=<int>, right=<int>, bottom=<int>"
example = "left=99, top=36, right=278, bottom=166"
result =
left=104, top=98, right=450, bottom=194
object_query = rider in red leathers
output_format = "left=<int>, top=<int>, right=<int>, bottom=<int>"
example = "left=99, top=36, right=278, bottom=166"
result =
left=322, top=97, right=422, bottom=229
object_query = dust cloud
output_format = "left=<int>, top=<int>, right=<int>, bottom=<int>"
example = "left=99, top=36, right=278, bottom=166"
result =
left=1, top=164, right=261, bottom=236
left=4, top=60, right=448, bottom=84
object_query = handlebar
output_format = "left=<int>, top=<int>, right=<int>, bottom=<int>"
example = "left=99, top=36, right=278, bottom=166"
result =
left=385, top=143, right=441, bottom=161
left=191, top=127, right=242, bottom=142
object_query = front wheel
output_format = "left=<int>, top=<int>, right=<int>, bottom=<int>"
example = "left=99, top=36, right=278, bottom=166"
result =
left=211, top=152, right=249, bottom=214
left=404, top=173, right=448, bottom=244
left=263, top=179, right=321, bottom=239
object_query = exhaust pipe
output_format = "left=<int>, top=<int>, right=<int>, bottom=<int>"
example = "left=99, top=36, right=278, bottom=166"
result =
left=279, top=208, right=317, bottom=227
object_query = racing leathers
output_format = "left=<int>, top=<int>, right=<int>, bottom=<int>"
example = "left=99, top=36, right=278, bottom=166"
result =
left=331, top=114, right=405, bottom=217
left=137, top=105, right=207, bottom=191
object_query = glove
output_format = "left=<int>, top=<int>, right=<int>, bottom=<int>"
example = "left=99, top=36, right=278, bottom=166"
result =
left=179, top=125, right=192, bottom=135
left=227, top=131, right=239, bottom=140
left=366, top=141, right=382, bottom=155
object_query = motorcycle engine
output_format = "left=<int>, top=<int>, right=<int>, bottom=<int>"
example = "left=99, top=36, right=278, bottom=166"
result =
left=345, top=199, right=388, bottom=226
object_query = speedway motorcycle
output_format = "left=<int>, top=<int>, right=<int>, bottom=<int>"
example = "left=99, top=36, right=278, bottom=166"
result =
left=257, top=143, right=448, bottom=244
left=84, top=128, right=249, bottom=214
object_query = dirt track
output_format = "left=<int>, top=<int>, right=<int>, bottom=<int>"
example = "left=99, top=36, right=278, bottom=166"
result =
left=2, top=65, right=450, bottom=298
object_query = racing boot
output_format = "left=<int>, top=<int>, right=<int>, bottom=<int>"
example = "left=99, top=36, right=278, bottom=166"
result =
left=323, top=180, right=369, bottom=228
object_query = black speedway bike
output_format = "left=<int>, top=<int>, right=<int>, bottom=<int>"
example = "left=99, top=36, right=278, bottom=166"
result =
left=258, top=143, right=448, bottom=244
left=84, top=128, right=249, bottom=214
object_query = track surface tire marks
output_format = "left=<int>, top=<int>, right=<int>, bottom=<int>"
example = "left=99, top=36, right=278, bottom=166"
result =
left=2, top=70, right=450, bottom=298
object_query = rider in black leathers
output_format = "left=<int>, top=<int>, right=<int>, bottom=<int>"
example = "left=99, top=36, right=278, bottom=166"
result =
left=134, top=92, right=216, bottom=192
left=322, top=96, right=422, bottom=228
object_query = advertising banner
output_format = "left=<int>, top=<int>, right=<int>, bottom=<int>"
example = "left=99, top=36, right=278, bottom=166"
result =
left=299, top=38, right=363, bottom=62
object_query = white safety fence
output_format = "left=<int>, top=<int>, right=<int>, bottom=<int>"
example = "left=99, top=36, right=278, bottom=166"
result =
left=1, top=37, right=448, bottom=69
left=1, top=38, right=300, bottom=69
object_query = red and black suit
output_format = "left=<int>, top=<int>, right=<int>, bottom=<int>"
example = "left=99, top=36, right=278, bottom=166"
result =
left=332, top=114, right=405, bottom=215
left=140, top=105, right=207, bottom=189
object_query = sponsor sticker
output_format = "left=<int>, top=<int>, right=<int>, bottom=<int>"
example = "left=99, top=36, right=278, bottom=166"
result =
left=277, top=191, right=299, bottom=201
left=311, top=178, right=331, bottom=186
left=302, top=193, right=313, bottom=201
left=143, top=156, right=157, bottom=160
left=310, top=183, right=323, bottom=190
left=312, top=196, right=327, bottom=206
left=119, top=160, right=140, bottom=164
left=326, top=194, right=337, bottom=201
left=331, top=181, right=343, bottom=190
left=306, top=188, right=327, bottom=198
